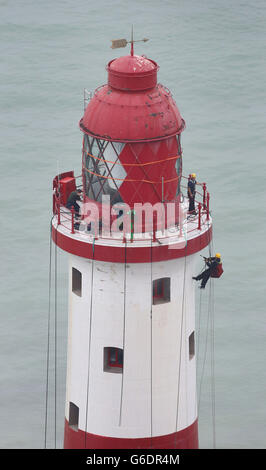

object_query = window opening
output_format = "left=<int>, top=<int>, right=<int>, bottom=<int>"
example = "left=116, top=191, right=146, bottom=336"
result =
left=153, top=277, right=171, bottom=305
left=104, top=347, right=123, bottom=373
left=72, top=267, right=82, bottom=297
left=189, top=331, right=195, bottom=359
left=69, top=402, right=79, bottom=430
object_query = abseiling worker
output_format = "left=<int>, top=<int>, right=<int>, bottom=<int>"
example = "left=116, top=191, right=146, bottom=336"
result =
left=187, top=173, right=197, bottom=214
left=66, top=189, right=82, bottom=216
left=193, top=253, right=223, bottom=289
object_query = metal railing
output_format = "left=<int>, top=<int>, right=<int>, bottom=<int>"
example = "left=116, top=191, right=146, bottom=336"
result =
left=53, top=175, right=210, bottom=241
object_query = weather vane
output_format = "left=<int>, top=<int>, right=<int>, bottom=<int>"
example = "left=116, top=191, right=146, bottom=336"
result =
left=111, top=26, right=149, bottom=56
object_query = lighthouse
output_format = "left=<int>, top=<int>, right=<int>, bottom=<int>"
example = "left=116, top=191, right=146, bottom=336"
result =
left=52, top=43, right=212, bottom=449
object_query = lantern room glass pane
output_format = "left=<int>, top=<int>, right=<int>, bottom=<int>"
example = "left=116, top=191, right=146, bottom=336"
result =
left=83, top=135, right=125, bottom=204
left=103, top=142, right=126, bottom=189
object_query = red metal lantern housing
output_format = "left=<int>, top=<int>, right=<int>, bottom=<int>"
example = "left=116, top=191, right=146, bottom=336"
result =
left=80, top=54, right=185, bottom=221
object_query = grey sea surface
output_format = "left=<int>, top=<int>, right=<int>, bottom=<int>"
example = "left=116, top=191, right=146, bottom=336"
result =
left=0, top=0, right=265, bottom=449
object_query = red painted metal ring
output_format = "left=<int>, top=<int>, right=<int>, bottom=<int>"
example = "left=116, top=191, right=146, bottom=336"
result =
left=52, top=225, right=212, bottom=263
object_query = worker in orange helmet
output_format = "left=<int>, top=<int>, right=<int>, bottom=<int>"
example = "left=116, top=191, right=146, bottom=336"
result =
left=187, top=173, right=197, bottom=215
left=193, top=253, right=223, bottom=289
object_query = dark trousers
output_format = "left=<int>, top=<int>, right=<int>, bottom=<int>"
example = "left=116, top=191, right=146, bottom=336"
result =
left=188, top=196, right=196, bottom=213
left=66, top=202, right=80, bottom=216
left=195, top=268, right=211, bottom=288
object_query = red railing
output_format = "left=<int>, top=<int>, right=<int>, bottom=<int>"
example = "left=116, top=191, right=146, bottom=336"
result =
left=53, top=175, right=210, bottom=240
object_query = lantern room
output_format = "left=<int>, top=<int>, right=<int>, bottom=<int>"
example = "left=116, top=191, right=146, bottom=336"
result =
left=80, top=53, right=185, bottom=211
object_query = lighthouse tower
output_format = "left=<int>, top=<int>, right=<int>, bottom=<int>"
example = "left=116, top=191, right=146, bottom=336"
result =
left=52, top=45, right=212, bottom=449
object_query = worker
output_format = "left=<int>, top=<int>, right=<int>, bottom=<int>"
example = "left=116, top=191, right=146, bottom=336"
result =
left=187, top=173, right=197, bottom=215
left=66, top=189, right=82, bottom=217
left=193, top=253, right=223, bottom=289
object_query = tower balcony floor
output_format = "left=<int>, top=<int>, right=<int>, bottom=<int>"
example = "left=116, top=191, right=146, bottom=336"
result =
left=52, top=197, right=212, bottom=263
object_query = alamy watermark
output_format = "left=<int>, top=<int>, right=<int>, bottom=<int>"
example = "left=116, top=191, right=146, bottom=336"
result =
left=73, top=195, right=189, bottom=249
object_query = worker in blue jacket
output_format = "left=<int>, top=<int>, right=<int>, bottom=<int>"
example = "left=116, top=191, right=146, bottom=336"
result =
left=66, top=189, right=82, bottom=217
left=187, top=173, right=197, bottom=214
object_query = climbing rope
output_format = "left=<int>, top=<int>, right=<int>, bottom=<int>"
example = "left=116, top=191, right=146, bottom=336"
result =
left=208, top=214, right=216, bottom=448
left=210, top=278, right=216, bottom=448
left=54, top=217, right=58, bottom=449
left=44, top=217, right=53, bottom=448
left=150, top=237, right=153, bottom=449
left=44, top=215, right=58, bottom=449
left=197, top=287, right=210, bottom=415
left=85, top=236, right=95, bottom=449
left=119, top=240, right=127, bottom=427
left=174, top=227, right=188, bottom=447
left=197, top=213, right=216, bottom=449
left=197, top=277, right=216, bottom=448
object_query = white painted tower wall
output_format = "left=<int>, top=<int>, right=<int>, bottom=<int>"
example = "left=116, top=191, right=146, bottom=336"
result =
left=65, top=252, right=198, bottom=439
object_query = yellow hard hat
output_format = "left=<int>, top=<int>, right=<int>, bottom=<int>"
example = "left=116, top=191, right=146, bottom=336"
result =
left=215, top=253, right=221, bottom=259
left=191, top=173, right=196, bottom=178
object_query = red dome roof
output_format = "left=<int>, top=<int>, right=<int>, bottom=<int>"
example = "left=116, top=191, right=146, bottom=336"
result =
left=79, top=54, right=185, bottom=142
left=109, top=54, right=156, bottom=73
left=107, top=54, right=158, bottom=91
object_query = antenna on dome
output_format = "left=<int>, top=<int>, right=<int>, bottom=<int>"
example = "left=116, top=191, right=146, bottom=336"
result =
left=130, top=24, right=134, bottom=56
left=110, top=27, right=149, bottom=54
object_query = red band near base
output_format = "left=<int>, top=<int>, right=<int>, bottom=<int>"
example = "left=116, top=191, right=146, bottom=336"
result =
left=64, top=419, right=198, bottom=449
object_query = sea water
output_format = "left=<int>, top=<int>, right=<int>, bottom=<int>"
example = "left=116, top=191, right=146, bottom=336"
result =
left=0, top=0, right=265, bottom=449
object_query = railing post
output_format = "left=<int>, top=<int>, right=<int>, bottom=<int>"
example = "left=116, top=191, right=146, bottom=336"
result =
left=130, top=211, right=134, bottom=243
left=206, top=192, right=210, bottom=221
left=178, top=201, right=183, bottom=238
left=126, top=209, right=135, bottom=243
left=57, top=199, right=61, bottom=225
left=198, top=202, right=202, bottom=230
left=153, top=213, right=157, bottom=242
left=203, top=183, right=206, bottom=209
left=71, top=206, right=75, bottom=234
